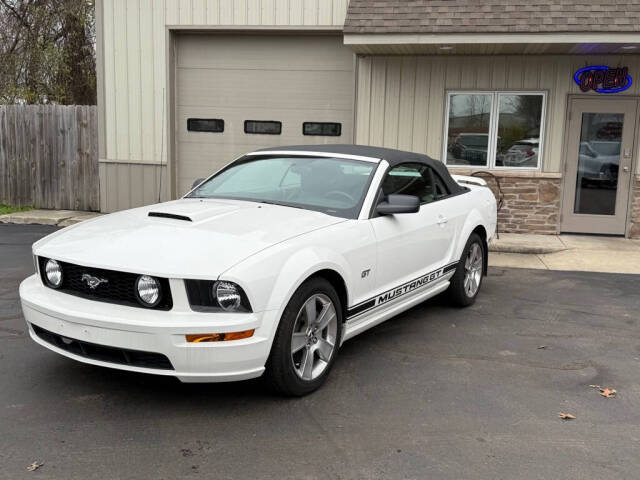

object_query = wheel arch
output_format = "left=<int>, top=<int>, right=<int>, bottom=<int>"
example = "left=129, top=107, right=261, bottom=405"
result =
left=301, top=269, right=349, bottom=323
left=471, top=224, right=489, bottom=276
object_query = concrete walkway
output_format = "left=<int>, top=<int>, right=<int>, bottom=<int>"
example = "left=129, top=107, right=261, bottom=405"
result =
left=2, top=209, right=639, bottom=274
left=490, top=233, right=640, bottom=274
left=0, top=209, right=102, bottom=227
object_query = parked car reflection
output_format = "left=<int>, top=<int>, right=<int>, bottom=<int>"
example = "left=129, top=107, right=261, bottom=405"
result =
left=578, top=141, right=619, bottom=189
left=448, top=133, right=489, bottom=166
left=500, top=138, right=539, bottom=167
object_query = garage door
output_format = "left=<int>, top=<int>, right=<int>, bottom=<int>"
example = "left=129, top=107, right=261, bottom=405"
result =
left=175, top=34, right=355, bottom=196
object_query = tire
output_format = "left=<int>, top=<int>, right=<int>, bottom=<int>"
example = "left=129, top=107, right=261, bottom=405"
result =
left=265, top=277, right=343, bottom=396
left=447, top=232, right=485, bottom=307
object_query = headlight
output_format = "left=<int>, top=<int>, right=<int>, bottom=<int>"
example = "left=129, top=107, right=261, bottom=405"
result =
left=45, top=259, right=63, bottom=288
left=136, top=275, right=161, bottom=307
left=215, top=281, right=242, bottom=312
left=184, top=279, right=252, bottom=312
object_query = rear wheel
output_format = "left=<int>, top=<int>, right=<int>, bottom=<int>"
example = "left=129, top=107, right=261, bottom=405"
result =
left=447, top=232, right=485, bottom=307
left=265, top=278, right=342, bottom=396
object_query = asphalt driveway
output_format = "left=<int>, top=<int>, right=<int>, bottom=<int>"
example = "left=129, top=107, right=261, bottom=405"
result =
left=1, top=224, right=639, bottom=479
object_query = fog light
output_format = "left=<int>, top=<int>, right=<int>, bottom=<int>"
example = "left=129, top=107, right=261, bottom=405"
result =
left=45, top=259, right=63, bottom=288
left=185, top=330, right=255, bottom=343
left=136, top=275, right=161, bottom=307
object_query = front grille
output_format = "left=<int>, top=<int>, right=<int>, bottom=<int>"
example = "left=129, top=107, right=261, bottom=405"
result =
left=38, top=257, right=172, bottom=310
left=32, top=324, right=174, bottom=370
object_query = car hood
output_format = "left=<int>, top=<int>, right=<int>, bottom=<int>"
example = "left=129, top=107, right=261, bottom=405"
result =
left=34, top=199, right=345, bottom=278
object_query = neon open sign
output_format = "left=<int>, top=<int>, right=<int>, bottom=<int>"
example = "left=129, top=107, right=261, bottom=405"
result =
left=574, top=66, right=632, bottom=94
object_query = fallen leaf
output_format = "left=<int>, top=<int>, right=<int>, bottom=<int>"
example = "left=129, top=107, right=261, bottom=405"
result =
left=558, top=412, right=576, bottom=420
left=600, top=388, right=617, bottom=398
left=589, top=385, right=616, bottom=398
left=27, top=461, right=43, bottom=472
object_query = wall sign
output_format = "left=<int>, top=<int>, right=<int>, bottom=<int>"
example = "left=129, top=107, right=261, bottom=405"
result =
left=574, top=66, right=632, bottom=94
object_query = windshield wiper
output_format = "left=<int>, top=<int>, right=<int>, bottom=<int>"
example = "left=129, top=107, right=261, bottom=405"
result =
left=259, top=200, right=306, bottom=210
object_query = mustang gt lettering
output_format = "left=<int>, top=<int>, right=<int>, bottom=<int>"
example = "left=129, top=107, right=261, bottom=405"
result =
left=20, top=145, right=496, bottom=396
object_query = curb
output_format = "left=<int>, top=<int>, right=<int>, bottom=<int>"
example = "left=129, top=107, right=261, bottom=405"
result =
left=0, top=211, right=102, bottom=228
left=488, top=243, right=568, bottom=255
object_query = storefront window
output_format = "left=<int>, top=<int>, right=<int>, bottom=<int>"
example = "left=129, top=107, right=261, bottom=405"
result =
left=446, top=94, right=492, bottom=167
left=444, top=91, right=546, bottom=169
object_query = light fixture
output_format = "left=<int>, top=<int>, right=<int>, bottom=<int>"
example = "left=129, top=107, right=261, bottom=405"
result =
left=185, top=330, right=255, bottom=343
left=45, top=259, right=63, bottom=288
left=136, top=275, right=161, bottom=307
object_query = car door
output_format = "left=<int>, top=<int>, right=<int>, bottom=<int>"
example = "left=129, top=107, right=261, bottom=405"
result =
left=369, top=163, right=456, bottom=297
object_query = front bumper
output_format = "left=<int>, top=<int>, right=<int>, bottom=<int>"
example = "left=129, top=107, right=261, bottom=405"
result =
left=19, top=275, right=278, bottom=382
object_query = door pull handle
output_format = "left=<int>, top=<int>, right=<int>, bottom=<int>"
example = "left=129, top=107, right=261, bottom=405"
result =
left=437, top=216, right=448, bottom=225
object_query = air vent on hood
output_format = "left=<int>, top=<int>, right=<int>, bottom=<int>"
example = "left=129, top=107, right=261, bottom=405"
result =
left=148, top=212, right=192, bottom=222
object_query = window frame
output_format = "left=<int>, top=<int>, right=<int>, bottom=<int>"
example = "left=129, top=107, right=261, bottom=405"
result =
left=442, top=90, right=547, bottom=171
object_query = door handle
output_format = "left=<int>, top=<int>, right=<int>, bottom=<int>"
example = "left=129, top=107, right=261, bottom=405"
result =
left=437, top=215, right=448, bottom=226
left=623, top=166, right=630, bottom=173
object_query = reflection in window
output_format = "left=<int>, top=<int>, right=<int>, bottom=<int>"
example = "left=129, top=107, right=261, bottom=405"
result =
left=446, top=94, right=492, bottom=167
left=574, top=113, right=622, bottom=216
left=444, top=92, right=545, bottom=169
left=495, top=95, right=543, bottom=168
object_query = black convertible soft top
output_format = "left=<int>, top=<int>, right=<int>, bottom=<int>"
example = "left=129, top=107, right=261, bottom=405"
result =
left=256, top=144, right=466, bottom=195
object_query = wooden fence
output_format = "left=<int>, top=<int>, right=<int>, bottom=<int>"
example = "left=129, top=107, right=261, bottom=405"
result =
left=0, top=105, right=99, bottom=211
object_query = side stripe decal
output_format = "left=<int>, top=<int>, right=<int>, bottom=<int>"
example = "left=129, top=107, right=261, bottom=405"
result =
left=346, top=261, right=459, bottom=320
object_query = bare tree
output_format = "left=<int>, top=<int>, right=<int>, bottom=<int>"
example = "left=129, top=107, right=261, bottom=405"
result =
left=0, top=0, right=95, bottom=104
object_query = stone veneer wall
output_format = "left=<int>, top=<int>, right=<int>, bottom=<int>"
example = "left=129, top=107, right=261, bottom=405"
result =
left=453, top=170, right=561, bottom=235
left=631, top=175, right=640, bottom=239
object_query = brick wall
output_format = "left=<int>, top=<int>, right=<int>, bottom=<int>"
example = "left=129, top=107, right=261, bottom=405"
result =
left=631, top=175, right=640, bottom=239
left=498, top=176, right=561, bottom=234
left=453, top=171, right=562, bottom=235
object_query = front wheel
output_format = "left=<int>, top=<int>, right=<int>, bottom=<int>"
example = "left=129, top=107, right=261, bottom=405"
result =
left=447, top=232, right=485, bottom=307
left=265, top=278, right=342, bottom=396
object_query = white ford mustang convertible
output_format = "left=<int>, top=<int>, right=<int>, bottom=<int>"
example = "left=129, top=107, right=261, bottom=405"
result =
left=20, top=145, right=496, bottom=395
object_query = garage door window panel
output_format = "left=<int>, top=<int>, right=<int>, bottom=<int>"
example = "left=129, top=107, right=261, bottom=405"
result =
left=187, top=118, right=224, bottom=133
left=303, top=122, right=342, bottom=137
left=444, top=92, right=546, bottom=170
left=244, top=120, right=282, bottom=135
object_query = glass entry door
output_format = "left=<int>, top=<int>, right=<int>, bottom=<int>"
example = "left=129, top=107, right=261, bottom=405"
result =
left=561, top=98, right=636, bottom=235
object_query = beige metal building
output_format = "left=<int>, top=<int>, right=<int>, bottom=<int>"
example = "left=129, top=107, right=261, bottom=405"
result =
left=96, top=0, right=640, bottom=238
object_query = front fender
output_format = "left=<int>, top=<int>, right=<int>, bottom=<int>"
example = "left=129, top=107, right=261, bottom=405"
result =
left=220, top=243, right=352, bottom=345
left=221, top=243, right=352, bottom=315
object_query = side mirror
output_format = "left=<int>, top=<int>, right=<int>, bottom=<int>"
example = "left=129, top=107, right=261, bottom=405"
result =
left=376, top=194, right=420, bottom=215
left=191, top=178, right=205, bottom=189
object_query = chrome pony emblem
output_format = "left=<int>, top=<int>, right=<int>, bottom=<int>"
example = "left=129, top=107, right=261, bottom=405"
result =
left=81, top=273, right=109, bottom=290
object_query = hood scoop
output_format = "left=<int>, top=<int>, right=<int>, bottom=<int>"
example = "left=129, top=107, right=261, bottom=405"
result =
left=148, top=212, right=192, bottom=222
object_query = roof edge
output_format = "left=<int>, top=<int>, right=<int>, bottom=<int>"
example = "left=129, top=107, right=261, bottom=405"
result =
left=344, top=32, right=640, bottom=46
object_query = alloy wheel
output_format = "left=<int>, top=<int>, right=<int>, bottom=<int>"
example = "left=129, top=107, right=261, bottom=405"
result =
left=290, top=294, right=338, bottom=381
left=464, top=243, right=483, bottom=297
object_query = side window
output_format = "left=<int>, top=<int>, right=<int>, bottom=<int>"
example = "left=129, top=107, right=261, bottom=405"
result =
left=381, top=163, right=447, bottom=204
left=432, top=171, right=450, bottom=199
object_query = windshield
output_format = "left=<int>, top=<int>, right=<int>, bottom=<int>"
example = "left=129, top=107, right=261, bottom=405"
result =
left=187, top=156, right=377, bottom=219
